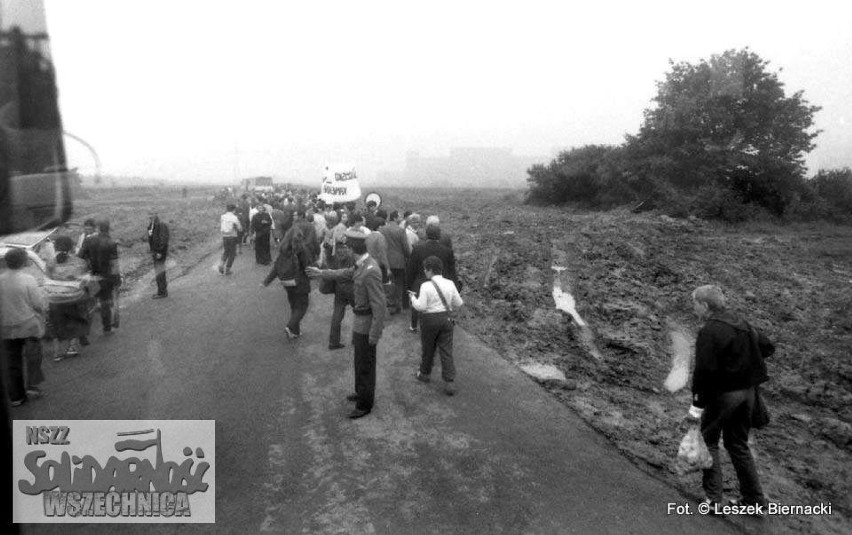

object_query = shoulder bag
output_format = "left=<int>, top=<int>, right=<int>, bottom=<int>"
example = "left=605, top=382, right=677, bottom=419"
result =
left=431, top=280, right=457, bottom=326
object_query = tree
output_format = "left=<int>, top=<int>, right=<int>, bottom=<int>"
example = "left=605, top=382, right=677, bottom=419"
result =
left=627, top=48, right=821, bottom=215
left=810, top=167, right=852, bottom=219
left=525, top=145, right=631, bottom=207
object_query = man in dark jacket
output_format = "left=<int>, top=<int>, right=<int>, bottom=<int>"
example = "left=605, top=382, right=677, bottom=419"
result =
left=380, top=210, right=410, bottom=314
left=251, top=204, right=273, bottom=265
left=406, top=224, right=456, bottom=332
left=688, top=285, right=774, bottom=512
left=147, top=211, right=169, bottom=298
left=79, top=219, right=120, bottom=333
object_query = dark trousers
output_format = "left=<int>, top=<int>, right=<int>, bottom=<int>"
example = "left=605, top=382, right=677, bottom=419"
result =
left=97, top=280, right=114, bottom=332
left=701, top=388, right=765, bottom=505
left=153, top=257, right=167, bottom=295
left=390, top=268, right=406, bottom=312
left=329, top=295, right=353, bottom=346
left=221, top=237, right=238, bottom=270
left=285, top=288, right=309, bottom=335
left=3, top=339, right=27, bottom=402
left=352, top=332, right=376, bottom=411
left=23, top=340, right=44, bottom=387
left=419, top=312, right=456, bottom=382
left=255, top=232, right=271, bottom=264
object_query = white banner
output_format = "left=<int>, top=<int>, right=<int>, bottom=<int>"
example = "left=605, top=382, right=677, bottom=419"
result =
left=319, top=163, right=362, bottom=204
left=13, top=420, right=215, bottom=523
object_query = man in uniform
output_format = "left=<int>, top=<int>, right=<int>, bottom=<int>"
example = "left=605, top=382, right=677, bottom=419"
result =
left=307, top=228, right=387, bottom=419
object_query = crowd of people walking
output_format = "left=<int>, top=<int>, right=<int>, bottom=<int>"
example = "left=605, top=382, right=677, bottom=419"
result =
left=1, top=185, right=776, bottom=516
left=217, top=190, right=466, bottom=418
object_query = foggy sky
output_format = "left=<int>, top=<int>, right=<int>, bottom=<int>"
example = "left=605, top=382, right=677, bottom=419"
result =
left=21, top=0, right=852, bottom=186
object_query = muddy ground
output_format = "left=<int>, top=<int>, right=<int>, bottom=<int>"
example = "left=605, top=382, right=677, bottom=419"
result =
left=385, top=187, right=851, bottom=535
left=65, top=186, right=851, bottom=535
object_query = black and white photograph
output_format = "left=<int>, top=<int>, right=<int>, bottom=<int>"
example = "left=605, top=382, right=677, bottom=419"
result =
left=2, top=0, right=850, bottom=533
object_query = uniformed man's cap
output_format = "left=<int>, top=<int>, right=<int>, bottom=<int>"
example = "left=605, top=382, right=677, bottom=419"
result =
left=344, top=228, right=367, bottom=241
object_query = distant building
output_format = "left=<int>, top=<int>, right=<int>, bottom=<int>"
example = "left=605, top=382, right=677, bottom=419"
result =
left=383, top=148, right=543, bottom=188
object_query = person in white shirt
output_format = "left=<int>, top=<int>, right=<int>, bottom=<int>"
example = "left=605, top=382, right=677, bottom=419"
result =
left=409, top=255, right=463, bottom=395
left=218, top=204, right=243, bottom=275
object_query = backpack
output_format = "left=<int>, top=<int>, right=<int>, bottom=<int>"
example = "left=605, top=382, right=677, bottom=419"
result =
left=220, top=216, right=235, bottom=234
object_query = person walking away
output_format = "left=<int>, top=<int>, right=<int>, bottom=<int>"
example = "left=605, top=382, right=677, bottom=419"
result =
left=262, top=226, right=312, bottom=339
left=271, top=204, right=287, bottom=245
left=330, top=211, right=349, bottom=256
left=307, top=229, right=387, bottom=419
left=425, top=215, right=453, bottom=250
left=219, top=204, right=242, bottom=275
left=78, top=219, right=120, bottom=334
left=235, top=198, right=250, bottom=253
left=365, top=214, right=390, bottom=282
left=148, top=211, right=169, bottom=298
left=1, top=248, right=48, bottom=406
left=405, top=213, right=421, bottom=251
left=406, top=225, right=456, bottom=332
left=312, top=209, right=328, bottom=261
left=687, top=284, right=774, bottom=512
left=409, top=256, right=463, bottom=395
left=293, top=209, right=320, bottom=262
left=380, top=210, right=411, bottom=314
left=326, top=237, right=355, bottom=350
left=47, top=235, right=93, bottom=360
left=251, top=204, right=273, bottom=265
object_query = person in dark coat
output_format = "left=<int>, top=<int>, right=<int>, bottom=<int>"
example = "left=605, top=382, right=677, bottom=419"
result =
left=380, top=210, right=410, bottom=314
left=147, top=211, right=169, bottom=298
left=406, top=224, right=456, bottom=332
left=687, top=284, right=774, bottom=512
left=78, top=219, right=120, bottom=333
left=251, top=204, right=273, bottom=265
left=263, top=225, right=313, bottom=339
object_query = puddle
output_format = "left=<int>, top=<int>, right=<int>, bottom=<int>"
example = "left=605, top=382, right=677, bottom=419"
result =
left=551, top=265, right=603, bottom=360
left=552, top=283, right=586, bottom=327
left=520, top=363, right=566, bottom=382
left=663, top=324, right=693, bottom=392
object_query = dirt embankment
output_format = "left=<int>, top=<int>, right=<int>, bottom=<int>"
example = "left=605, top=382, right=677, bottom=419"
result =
left=378, top=188, right=851, bottom=535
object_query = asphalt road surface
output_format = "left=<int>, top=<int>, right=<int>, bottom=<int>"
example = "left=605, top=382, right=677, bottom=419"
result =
left=13, top=247, right=740, bottom=534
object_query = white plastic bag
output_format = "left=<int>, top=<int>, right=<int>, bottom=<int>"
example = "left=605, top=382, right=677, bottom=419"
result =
left=674, top=426, right=714, bottom=475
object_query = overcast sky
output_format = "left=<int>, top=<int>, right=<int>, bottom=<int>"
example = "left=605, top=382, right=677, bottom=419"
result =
left=7, top=0, right=852, bottom=185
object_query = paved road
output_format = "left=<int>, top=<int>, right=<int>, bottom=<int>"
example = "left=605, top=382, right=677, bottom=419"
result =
left=15, top=246, right=740, bottom=534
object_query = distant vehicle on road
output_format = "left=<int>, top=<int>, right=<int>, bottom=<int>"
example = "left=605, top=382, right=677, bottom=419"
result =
left=242, top=176, right=274, bottom=193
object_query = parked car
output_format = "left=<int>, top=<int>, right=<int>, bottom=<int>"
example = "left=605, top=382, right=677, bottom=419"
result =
left=0, top=229, right=57, bottom=283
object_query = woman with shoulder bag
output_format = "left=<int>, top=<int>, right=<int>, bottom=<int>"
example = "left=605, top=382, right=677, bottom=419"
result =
left=409, top=255, right=463, bottom=395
